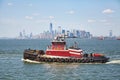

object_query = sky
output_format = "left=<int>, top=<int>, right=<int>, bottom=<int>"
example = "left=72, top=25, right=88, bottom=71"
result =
left=0, top=0, right=120, bottom=38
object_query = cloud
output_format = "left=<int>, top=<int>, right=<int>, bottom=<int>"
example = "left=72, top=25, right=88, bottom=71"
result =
left=102, top=9, right=114, bottom=14
left=25, top=16, right=33, bottom=20
left=8, top=3, right=13, bottom=6
left=49, top=16, right=55, bottom=19
left=66, top=10, right=75, bottom=15
left=88, top=19, right=96, bottom=23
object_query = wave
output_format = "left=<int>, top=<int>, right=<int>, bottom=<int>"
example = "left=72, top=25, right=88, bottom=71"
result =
left=106, top=60, right=120, bottom=64
left=21, top=58, right=41, bottom=63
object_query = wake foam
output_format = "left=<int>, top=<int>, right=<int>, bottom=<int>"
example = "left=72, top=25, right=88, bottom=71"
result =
left=21, top=58, right=41, bottom=63
left=106, top=60, right=120, bottom=64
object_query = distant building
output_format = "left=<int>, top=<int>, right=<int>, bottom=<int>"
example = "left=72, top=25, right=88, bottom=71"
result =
left=62, top=29, right=65, bottom=34
left=23, top=30, right=26, bottom=37
left=58, top=26, right=62, bottom=34
left=86, top=32, right=91, bottom=38
left=19, top=32, right=23, bottom=38
left=109, top=30, right=112, bottom=37
left=49, top=23, right=54, bottom=38
left=76, top=30, right=80, bottom=37
left=50, top=23, right=53, bottom=34
left=67, top=30, right=70, bottom=37
left=30, top=32, right=33, bottom=38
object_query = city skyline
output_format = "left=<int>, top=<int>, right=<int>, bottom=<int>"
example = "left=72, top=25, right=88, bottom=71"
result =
left=0, top=0, right=120, bottom=38
left=17, top=22, right=93, bottom=39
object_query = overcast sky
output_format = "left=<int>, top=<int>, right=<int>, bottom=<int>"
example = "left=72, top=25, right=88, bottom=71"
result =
left=0, top=0, right=120, bottom=37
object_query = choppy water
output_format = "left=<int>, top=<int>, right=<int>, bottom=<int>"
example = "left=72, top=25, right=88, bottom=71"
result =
left=0, top=39, right=120, bottom=80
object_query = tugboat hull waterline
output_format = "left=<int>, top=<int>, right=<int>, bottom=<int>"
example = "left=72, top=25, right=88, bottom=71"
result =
left=23, top=36, right=109, bottom=63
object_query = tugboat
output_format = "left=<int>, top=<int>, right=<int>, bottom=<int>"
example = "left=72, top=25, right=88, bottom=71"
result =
left=23, top=36, right=109, bottom=63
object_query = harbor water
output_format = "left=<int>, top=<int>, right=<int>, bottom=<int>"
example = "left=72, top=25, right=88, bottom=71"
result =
left=0, top=39, right=120, bottom=80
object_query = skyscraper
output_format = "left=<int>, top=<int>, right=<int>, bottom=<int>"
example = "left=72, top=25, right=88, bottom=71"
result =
left=23, top=29, right=26, bottom=37
left=109, top=30, right=112, bottom=37
left=30, top=32, right=33, bottom=38
left=58, top=26, right=61, bottom=34
left=50, top=23, right=53, bottom=34
left=50, top=23, right=53, bottom=38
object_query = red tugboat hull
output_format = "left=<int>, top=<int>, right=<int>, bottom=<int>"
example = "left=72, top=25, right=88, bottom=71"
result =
left=23, top=49, right=109, bottom=63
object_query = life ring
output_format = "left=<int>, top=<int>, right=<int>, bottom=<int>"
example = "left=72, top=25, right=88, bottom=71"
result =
left=48, top=58, right=52, bottom=62
left=58, top=58, right=61, bottom=62
left=44, top=58, right=48, bottom=62
left=73, top=59, right=76, bottom=62
left=69, top=58, right=73, bottom=62
left=90, top=58, right=94, bottom=62
left=85, top=59, right=89, bottom=63
left=52, top=58, right=56, bottom=62
left=52, top=58, right=55, bottom=62
left=81, top=59, right=85, bottom=63
left=39, top=57, right=42, bottom=61
left=50, top=58, right=53, bottom=62
left=56, top=58, right=60, bottom=62
left=61, top=58, right=64, bottom=62
left=77, top=59, right=81, bottom=63
left=65, top=58, right=68, bottom=62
